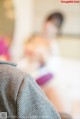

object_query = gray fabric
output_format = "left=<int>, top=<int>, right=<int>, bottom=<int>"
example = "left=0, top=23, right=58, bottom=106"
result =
left=0, top=61, right=60, bottom=119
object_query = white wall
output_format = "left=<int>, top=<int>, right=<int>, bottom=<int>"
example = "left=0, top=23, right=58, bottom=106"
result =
left=58, top=37, right=80, bottom=59
left=11, top=0, right=34, bottom=60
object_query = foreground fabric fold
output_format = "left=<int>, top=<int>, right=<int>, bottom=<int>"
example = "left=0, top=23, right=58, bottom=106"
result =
left=0, top=61, right=60, bottom=119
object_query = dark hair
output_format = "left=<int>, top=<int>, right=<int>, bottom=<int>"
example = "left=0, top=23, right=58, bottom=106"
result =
left=46, top=12, right=64, bottom=28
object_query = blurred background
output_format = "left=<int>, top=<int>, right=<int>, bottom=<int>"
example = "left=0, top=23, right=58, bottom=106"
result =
left=0, top=0, right=80, bottom=119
